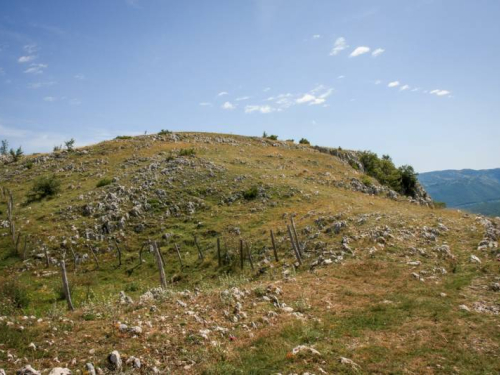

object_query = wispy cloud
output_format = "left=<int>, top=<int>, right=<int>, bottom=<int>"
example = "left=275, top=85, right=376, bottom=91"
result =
left=296, top=86, right=333, bottom=106
left=337, top=75, right=345, bottom=79
left=0, top=67, right=4, bottom=76
left=217, top=91, right=228, bottom=97
left=244, top=105, right=275, bottom=114
left=430, top=89, right=451, bottom=97
left=263, top=87, right=271, bottom=92
left=400, top=84, right=410, bottom=91
left=29, top=81, right=56, bottom=89
left=24, top=63, right=47, bottom=74
left=312, top=34, right=321, bottom=39
left=199, top=102, right=212, bottom=106
left=43, top=96, right=56, bottom=102
left=236, top=96, right=250, bottom=101
left=350, top=46, right=370, bottom=57
left=372, top=48, right=385, bottom=57
left=74, top=73, right=85, bottom=80
left=388, top=81, right=400, bottom=88
left=374, top=80, right=382, bottom=85
left=23, top=44, right=38, bottom=54
left=330, top=37, right=348, bottom=56
left=221, top=101, right=235, bottom=110
left=18, top=55, right=36, bottom=63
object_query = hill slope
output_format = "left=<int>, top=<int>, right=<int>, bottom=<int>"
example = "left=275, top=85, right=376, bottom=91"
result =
left=0, top=132, right=499, bottom=374
left=419, top=168, right=500, bottom=216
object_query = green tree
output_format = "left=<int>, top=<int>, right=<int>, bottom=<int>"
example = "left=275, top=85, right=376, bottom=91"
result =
left=0, top=140, right=8, bottom=155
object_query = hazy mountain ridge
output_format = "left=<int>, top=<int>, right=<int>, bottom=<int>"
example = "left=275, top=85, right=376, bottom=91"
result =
left=419, top=168, right=500, bottom=216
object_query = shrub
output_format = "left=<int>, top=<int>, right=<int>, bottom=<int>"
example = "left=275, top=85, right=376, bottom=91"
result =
left=26, top=175, right=61, bottom=202
left=179, top=148, right=196, bottom=156
left=398, top=165, right=419, bottom=198
left=262, top=131, right=268, bottom=138
left=243, top=186, right=259, bottom=200
left=361, top=175, right=373, bottom=187
left=96, top=177, right=113, bottom=188
left=53, top=145, right=62, bottom=152
left=433, top=201, right=447, bottom=209
left=0, top=279, right=30, bottom=309
left=115, top=135, right=132, bottom=140
left=25, top=161, right=34, bottom=170
left=9, top=147, right=23, bottom=162
left=159, top=129, right=172, bottom=135
left=0, top=140, right=8, bottom=155
left=299, top=138, right=310, bottom=145
left=267, top=135, right=278, bottom=140
left=65, top=138, right=75, bottom=151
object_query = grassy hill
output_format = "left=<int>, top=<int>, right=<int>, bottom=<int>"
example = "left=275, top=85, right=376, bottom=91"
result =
left=1, top=132, right=499, bottom=374
left=419, top=168, right=500, bottom=216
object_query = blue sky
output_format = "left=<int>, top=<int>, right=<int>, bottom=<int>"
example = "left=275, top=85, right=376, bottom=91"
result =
left=1, top=0, right=499, bottom=172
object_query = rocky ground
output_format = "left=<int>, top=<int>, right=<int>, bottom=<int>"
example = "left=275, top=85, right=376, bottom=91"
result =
left=0, top=133, right=499, bottom=374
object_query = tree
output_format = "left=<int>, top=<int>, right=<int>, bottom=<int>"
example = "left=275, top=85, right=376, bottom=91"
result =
left=65, top=138, right=75, bottom=151
left=9, top=147, right=23, bottom=162
left=262, top=131, right=268, bottom=138
left=0, top=140, right=8, bottom=155
left=399, top=165, right=418, bottom=198
left=299, top=138, right=310, bottom=145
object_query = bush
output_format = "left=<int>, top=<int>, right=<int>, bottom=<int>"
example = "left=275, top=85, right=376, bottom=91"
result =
left=96, top=178, right=113, bottom=188
left=0, top=279, right=30, bottom=310
left=361, top=175, right=373, bottom=187
left=243, top=186, right=259, bottom=200
left=159, top=129, right=172, bottom=135
left=26, top=175, right=61, bottom=202
left=115, top=135, right=132, bottom=140
left=267, top=135, right=278, bottom=140
left=433, top=201, right=447, bottom=209
left=9, top=147, right=23, bottom=162
left=179, top=148, right=196, bottom=156
left=65, top=138, right=75, bottom=151
left=359, top=151, right=418, bottom=198
left=299, top=138, right=310, bottom=145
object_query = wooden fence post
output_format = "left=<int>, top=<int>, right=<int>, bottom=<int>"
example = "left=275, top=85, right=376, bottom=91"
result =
left=246, top=242, right=254, bottom=270
left=89, top=245, right=100, bottom=270
left=287, top=225, right=302, bottom=265
left=113, top=238, right=122, bottom=267
left=153, top=241, right=167, bottom=288
left=60, top=260, right=74, bottom=311
left=174, top=244, right=184, bottom=267
left=290, top=217, right=302, bottom=256
left=270, top=230, right=279, bottom=262
left=194, top=235, right=204, bottom=260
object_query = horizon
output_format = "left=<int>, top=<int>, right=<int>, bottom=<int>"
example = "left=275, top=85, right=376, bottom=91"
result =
left=1, top=0, right=500, bottom=173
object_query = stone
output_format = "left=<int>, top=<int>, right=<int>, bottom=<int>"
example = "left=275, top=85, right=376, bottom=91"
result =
left=108, top=350, right=122, bottom=371
left=459, top=304, right=470, bottom=312
left=469, top=255, right=481, bottom=264
left=340, top=357, right=361, bottom=371
left=490, top=282, right=500, bottom=292
left=126, top=356, right=141, bottom=369
left=16, top=365, right=41, bottom=375
left=85, top=363, right=96, bottom=375
left=48, top=368, right=72, bottom=375
left=291, top=345, right=321, bottom=356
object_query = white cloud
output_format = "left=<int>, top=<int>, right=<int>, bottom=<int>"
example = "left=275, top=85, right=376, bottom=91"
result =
left=69, top=98, right=81, bottom=106
left=236, top=96, right=250, bottom=101
left=372, top=48, right=385, bottom=57
left=23, top=44, right=38, bottom=54
left=350, top=46, right=370, bottom=57
left=74, top=74, right=85, bottom=80
left=244, top=105, right=275, bottom=114
left=217, top=91, right=228, bottom=96
left=337, top=75, right=345, bottom=79
left=312, top=34, right=321, bottom=39
left=24, top=63, right=47, bottom=74
left=221, top=101, right=235, bottom=110
left=374, top=80, right=382, bottom=85
left=29, top=81, right=56, bottom=89
left=18, top=55, right=36, bottom=63
left=411, top=88, right=420, bottom=92
left=263, top=87, right=271, bottom=92
left=199, top=102, right=212, bottom=106
left=296, top=93, right=315, bottom=104
left=43, top=96, right=56, bottom=102
left=330, top=37, right=348, bottom=56
left=0, top=67, right=4, bottom=75
left=430, top=89, right=451, bottom=96
left=388, top=81, right=400, bottom=88
left=400, top=84, right=410, bottom=91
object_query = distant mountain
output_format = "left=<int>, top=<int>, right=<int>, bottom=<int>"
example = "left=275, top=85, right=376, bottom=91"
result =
left=419, top=168, right=500, bottom=216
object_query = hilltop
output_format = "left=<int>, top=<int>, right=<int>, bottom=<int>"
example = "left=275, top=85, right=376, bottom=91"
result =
left=419, top=168, right=500, bottom=216
left=0, top=132, right=499, bottom=374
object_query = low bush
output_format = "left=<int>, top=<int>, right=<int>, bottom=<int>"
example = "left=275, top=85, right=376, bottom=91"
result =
left=299, top=138, right=310, bottom=145
left=243, top=186, right=259, bottom=200
left=0, top=279, right=30, bottom=310
left=115, top=135, right=132, bottom=140
left=179, top=148, right=196, bottom=156
left=96, top=177, right=113, bottom=188
left=26, top=175, right=61, bottom=202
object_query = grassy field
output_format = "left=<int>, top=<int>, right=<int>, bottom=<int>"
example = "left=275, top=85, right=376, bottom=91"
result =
left=1, top=132, right=499, bottom=374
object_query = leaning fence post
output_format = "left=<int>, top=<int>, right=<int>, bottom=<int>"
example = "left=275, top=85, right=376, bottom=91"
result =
left=290, top=217, right=302, bottom=256
left=246, top=242, right=254, bottom=270
left=270, top=230, right=279, bottom=262
left=113, top=238, right=122, bottom=267
left=89, top=245, right=100, bottom=270
left=174, top=244, right=184, bottom=267
left=60, top=260, right=74, bottom=311
left=287, top=225, right=302, bottom=265
left=153, top=241, right=167, bottom=288
left=194, top=235, right=204, bottom=260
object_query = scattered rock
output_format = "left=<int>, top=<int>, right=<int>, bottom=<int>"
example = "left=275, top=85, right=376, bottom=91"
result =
left=48, top=368, right=71, bottom=375
left=291, top=345, right=321, bottom=356
left=339, top=357, right=361, bottom=371
left=16, top=365, right=41, bottom=375
left=108, top=350, right=122, bottom=371
left=459, top=304, right=470, bottom=312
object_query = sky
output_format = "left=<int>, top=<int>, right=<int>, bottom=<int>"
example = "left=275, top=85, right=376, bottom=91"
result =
left=0, top=0, right=499, bottom=172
